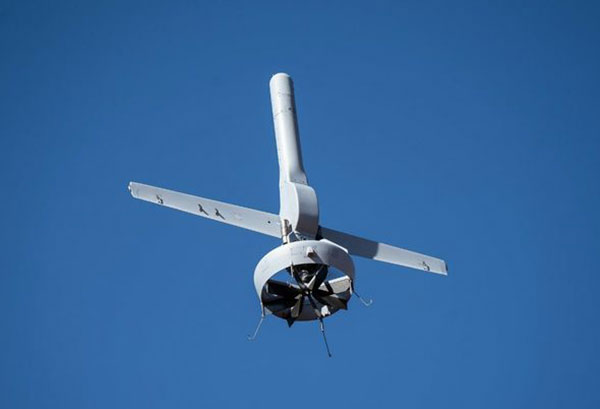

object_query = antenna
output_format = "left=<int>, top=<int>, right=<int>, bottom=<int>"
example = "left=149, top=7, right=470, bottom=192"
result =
left=352, top=287, right=373, bottom=307
left=318, top=317, right=332, bottom=358
left=247, top=315, right=265, bottom=341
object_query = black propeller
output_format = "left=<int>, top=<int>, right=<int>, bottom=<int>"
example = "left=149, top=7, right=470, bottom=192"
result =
left=263, top=264, right=349, bottom=328
left=262, top=264, right=349, bottom=357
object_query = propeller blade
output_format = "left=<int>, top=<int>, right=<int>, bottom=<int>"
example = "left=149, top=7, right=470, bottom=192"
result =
left=267, top=300, right=298, bottom=315
left=290, top=296, right=304, bottom=319
left=263, top=295, right=291, bottom=306
left=286, top=295, right=304, bottom=326
left=308, top=265, right=328, bottom=291
left=266, top=280, right=301, bottom=298
left=306, top=295, right=322, bottom=318
left=262, top=294, right=285, bottom=304
left=314, top=292, right=348, bottom=310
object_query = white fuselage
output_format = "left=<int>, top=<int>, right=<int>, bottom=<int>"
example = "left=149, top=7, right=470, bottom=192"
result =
left=269, top=73, right=319, bottom=240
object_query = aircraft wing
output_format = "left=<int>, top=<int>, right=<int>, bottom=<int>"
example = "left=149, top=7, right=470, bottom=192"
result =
left=128, top=182, right=282, bottom=238
left=319, top=227, right=448, bottom=275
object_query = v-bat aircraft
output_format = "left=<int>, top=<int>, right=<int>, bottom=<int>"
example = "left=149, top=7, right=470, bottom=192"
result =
left=129, top=73, right=447, bottom=356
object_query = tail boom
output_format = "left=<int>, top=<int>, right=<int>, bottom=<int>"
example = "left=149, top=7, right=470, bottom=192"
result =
left=270, top=73, right=307, bottom=185
left=270, top=73, right=319, bottom=239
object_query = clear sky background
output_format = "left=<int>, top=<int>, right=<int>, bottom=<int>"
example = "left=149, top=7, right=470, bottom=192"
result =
left=1, top=1, right=599, bottom=408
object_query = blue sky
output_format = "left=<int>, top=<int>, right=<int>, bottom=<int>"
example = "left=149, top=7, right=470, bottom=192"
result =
left=1, top=1, right=599, bottom=408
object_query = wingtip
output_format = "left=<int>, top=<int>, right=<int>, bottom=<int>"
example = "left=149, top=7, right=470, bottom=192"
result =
left=429, top=260, right=448, bottom=276
left=127, top=181, right=136, bottom=197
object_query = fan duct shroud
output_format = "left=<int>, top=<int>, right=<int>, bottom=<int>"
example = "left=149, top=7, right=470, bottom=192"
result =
left=253, top=240, right=355, bottom=323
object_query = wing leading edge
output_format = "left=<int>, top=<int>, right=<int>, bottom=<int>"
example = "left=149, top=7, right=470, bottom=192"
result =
left=319, top=227, right=448, bottom=275
left=128, top=182, right=282, bottom=238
